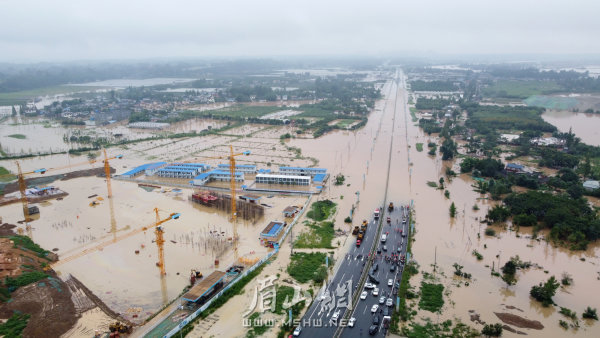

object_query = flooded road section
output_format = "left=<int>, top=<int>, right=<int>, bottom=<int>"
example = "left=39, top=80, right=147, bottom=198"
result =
left=542, top=110, right=600, bottom=146
left=295, top=71, right=600, bottom=336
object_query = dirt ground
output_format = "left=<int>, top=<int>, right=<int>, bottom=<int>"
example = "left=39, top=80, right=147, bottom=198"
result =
left=0, top=225, right=123, bottom=337
left=0, top=273, right=77, bottom=338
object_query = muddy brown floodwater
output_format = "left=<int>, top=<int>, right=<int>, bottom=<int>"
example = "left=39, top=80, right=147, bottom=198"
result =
left=405, top=92, right=600, bottom=335
left=542, top=110, right=600, bottom=146
left=293, top=71, right=600, bottom=337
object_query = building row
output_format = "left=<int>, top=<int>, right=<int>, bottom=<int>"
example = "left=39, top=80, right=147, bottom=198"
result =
left=120, top=162, right=329, bottom=187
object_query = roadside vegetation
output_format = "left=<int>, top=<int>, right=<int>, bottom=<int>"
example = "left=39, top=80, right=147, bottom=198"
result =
left=306, top=200, right=336, bottom=221
left=287, top=252, right=329, bottom=284
left=418, top=282, right=444, bottom=313
left=294, top=221, right=334, bottom=249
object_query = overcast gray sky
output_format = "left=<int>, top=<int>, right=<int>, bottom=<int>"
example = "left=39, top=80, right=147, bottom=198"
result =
left=1, top=0, right=599, bottom=62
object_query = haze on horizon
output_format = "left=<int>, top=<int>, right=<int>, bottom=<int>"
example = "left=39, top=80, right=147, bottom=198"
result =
left=1, top=0, right=600, bottom=63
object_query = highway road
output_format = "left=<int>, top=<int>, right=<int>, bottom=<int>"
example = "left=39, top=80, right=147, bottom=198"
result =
left=296, top=71, right=408, bottom=338
left=341, top=205, right=409, bottom=337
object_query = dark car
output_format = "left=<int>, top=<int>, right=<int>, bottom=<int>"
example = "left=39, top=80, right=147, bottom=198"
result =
left=390, top=265, right=396, bottom=272
left=377, top=247, right=381, bottom=254
left=369, top=325, right=378, bottom=335
left=372, top=263, right=378, bottom=272
left=383, top=307, right=389, bottom=316
left=373, top=315, right=380, bottom=325
left=369, top=273, right=380, bottom=284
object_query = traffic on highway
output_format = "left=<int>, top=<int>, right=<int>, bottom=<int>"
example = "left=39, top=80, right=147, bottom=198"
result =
left=294, top=204, right=410, bottom=338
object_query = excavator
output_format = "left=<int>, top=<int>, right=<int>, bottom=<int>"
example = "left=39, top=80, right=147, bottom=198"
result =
left=190, top=269, right=203, bottom=285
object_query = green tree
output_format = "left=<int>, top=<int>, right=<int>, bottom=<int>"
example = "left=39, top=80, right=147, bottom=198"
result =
left=501, top=260, right=517, bottom=287
left=582, top=307, right=598, bottom=320
left=439, top=177, right=445, bottom=189
left=450, top=202, right=456, bottom=218
left=481, top=323, right=503, bottom=337
left=530, top=276, right=560, bottom=307
left=581, top=155, right=592, bottom=179
left=87, top=152, right=98, bottom=161
left=566, top=184, right=584, bottom=199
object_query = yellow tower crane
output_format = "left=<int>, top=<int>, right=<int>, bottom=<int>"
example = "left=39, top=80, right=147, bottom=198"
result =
left=191, top=145, right=250, bottom=263
left=152, top=208, right=180, bottom=306
left=152, top=208, right=181, bottom=276
left=3, top=151, right=122, bottom=238
left=102, top=149, right=122, bottom=199
left=14, top=161, right=47, bottom=237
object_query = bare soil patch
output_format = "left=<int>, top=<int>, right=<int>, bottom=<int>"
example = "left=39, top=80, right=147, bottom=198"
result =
left=494, top=312, right=544, bottom=330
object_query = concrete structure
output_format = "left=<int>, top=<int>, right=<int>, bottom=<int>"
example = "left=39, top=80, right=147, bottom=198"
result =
left=128, top=121, right=170, bottom=129
left=256, top=174, right=310, bottom=185
left=500, top=134, right=520, bottom=144
left=217, top=164, right=257, bottom=174
left=583, top=180, right=600, bottom=191
left=531, top=137, right=565, bottom=147
left=283, top=206, right=299, bottom=218
left=259, top=221, right=286, bottom=247
left=239, top=194, right=262, bottom=204
left=278, top=166, right=327, bottom=177
left=191, top=170, right=245, bottom=186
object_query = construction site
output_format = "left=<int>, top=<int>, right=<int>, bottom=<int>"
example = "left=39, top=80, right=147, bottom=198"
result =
left=0, top=123, right=325, bottom=336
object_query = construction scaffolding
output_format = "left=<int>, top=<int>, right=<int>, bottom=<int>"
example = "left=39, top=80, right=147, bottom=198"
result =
left=189, top=191, right=265, bottom=222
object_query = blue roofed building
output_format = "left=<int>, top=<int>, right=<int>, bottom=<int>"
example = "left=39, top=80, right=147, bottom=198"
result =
left=279, top=166, right=327, bottom=177
left=259, top=221, right=286, bottom=247
left=217, top=164, right=257, bottom=174
left=157, top=167, right=199, bottom=179
left=192, top=170, right=245, bottom=186
left=120, top=162, right=167, bottom=178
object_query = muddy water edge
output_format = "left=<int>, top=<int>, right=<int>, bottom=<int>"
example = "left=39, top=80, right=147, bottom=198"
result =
left=405, top=101, right=600, bottom=333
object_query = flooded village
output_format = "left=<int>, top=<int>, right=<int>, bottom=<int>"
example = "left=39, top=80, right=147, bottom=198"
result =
left=1, top=60, right=600, bottom=338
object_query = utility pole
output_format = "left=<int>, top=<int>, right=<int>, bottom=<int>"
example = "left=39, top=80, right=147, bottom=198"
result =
left=434, top=246, right=437, bottom=276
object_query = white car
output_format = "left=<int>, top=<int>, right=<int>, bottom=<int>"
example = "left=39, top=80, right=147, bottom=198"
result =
left=386, top=298, right=393, bottom=307
left=379, top=296, right=385, bottom=304
left=364, top=282, right=374, bottom=289
left=348, top=317, right=356, bottom=328
left=388, top=279, right=393, bottom=287
left=293, top=326, right=301, bottom=336
left=372, top=287, right=379, bottom=296
left=332, top=310, right=340, bottom=321
left=360, top=291, right=368, bottom=300
left=371, top=304, right=379, bottom=313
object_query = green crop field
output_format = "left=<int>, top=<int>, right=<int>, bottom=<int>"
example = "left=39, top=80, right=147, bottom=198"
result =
left=0, top=85, right=105, bottom=105
left=483, top=80, right=562, bottom=99
left=524, top=95, right=578, bottom=110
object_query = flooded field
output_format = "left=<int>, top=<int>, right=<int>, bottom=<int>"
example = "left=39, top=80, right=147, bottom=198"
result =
left=201, top=71, right=600, bottom=337
left=542, top=110, right=600, bottom=146
left=0, top=174, right=305, bottom=324
left=3, top=71, right=600, bottom=337
left=0, top=113, right=316, bottom=328
left=404, top=90, right=600, bottom=334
